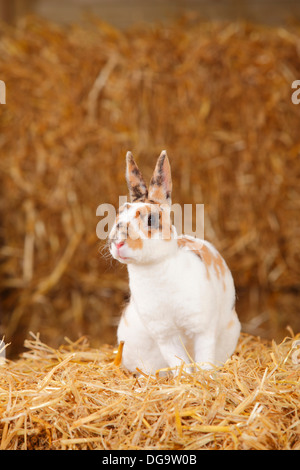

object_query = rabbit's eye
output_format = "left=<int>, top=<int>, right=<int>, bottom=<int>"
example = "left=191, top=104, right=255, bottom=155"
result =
left=147, top=213, right=158, bottom=229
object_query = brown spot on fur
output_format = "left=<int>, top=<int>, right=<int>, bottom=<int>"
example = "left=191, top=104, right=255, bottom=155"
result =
left=200, top=244, right=226, bottom=280
left=177, top=237, right=203, bottom=254
left=227, top=308, right=238, bottom=329
left=177, top=236, right=227, bottom=282
left=126, top=237, right=143, bottom=251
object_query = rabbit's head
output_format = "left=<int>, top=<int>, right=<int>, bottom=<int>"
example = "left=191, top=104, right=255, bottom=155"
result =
left=109, top=151, right=177, bottom=265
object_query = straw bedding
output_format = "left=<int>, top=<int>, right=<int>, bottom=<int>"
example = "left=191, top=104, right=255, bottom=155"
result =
left=0, top=331, right=299, bottom=450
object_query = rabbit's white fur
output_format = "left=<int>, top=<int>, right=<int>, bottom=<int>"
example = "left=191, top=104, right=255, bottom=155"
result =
left=109, top=151, right=241, bottom=375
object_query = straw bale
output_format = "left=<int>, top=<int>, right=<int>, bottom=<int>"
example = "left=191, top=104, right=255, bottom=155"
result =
left=0, top=332, right=299, bottom=450
left=0, top=15, right=299, bottom=357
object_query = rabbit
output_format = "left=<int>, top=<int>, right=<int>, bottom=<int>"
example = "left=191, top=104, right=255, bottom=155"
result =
left=108, top=150, right=241, bottom=375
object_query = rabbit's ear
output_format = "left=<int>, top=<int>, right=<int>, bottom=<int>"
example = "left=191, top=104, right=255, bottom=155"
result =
left=126, top=151, right=148, bottom=202
left=148, top=150, right=172, bottom=205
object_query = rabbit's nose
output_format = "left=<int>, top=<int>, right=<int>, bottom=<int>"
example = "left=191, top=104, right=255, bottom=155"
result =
left=115, top=241, right=125, bottom=250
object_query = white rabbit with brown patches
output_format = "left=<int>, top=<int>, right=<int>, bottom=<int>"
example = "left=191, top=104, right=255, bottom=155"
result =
left=108, top=150, right=241, bottom=375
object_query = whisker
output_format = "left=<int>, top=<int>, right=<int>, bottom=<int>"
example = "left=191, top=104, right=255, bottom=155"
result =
left=98, top=240, right=111, bottom=260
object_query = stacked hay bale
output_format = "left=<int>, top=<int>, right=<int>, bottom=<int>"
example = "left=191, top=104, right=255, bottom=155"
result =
left=0, top=16, right=299, bottom=357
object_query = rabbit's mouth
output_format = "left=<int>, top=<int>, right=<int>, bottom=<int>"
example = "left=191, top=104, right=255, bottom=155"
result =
left=110, top=239, right=133, bottom=263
